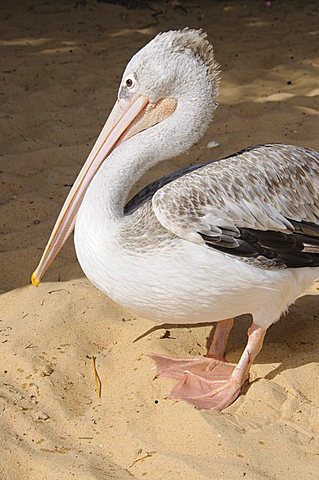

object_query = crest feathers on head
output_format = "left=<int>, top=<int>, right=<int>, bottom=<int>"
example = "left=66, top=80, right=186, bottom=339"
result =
left=154, top=28, right=221, bottom=91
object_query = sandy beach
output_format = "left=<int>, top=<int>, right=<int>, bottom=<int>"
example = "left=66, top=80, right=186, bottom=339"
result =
left=1, top=0, right=319, bottom=478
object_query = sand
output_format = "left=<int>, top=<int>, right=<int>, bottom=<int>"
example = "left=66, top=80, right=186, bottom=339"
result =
left=1, top=0, right=319, bottom=478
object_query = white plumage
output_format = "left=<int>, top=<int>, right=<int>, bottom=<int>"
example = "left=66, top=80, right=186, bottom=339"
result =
left=33, top=29, right=319, bottom=410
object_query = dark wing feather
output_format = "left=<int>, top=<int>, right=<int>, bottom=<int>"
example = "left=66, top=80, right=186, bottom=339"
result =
left=199, top=220, right=319, bottom=268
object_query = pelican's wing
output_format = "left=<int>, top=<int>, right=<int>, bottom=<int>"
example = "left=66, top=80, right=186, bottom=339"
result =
left=152, top=144, right=319, bottom=268
left=124, top=163, right=206, bottom=214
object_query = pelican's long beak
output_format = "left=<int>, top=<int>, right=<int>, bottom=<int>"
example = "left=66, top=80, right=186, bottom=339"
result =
left=31, top=94, right=150, bottom=286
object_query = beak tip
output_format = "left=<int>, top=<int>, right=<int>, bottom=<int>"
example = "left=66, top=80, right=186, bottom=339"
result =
left=31, top=272, right=40, bottom=287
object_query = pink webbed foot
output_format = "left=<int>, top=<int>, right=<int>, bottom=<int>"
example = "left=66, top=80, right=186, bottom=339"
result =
left=148, top=323, right=267, bottom=411
left=148, top=353, right=242, bottom=410
left=170, top=369, right=245, bottom=410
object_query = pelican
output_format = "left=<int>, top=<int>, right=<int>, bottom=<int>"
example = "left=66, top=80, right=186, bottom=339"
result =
left=32, top=29, right=319, bottom=410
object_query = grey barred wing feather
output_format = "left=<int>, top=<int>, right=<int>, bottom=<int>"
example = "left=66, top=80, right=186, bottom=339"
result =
left=152, top=144, right=319, bottom=269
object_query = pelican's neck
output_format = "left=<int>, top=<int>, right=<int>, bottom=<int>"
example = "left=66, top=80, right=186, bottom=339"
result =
left=82, top=91, right=217, bottom=223
left=86, top=132, right=165, bottom=222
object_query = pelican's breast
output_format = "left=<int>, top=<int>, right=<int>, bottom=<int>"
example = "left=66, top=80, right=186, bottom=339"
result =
left=74, top=198, right=190, bottom=320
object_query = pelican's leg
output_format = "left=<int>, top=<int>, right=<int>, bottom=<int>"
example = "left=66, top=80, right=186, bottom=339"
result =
left=207, top=318, right=234, bottom=360
left=148, top=318, right=235, bottom=382
left=149, top=323, right=266, bottom=411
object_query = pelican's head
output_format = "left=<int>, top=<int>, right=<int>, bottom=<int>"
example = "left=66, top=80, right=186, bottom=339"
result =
left=121, top=29, right=220, bottom=105
left=31, top=29, right=220, bottom=286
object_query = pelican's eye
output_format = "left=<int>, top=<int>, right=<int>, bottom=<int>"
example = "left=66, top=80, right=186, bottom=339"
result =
left=126, top=78, right=134, bottom=88
left=119, top=75, right=138, bottom=99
